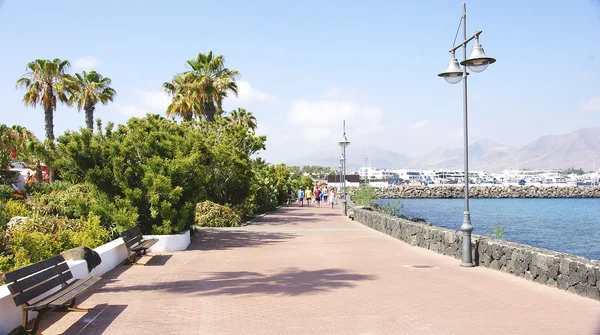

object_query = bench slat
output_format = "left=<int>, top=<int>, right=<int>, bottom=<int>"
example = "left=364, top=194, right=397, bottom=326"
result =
left=130, top=238, right=158, bottom=251
left=142, top=238, right=158, bottom=247
left=14, top=272, right=73, bottom=307
left=26, top=276, right=101, bottom=311
left=2, top=255, right=64, bottom=283
left=49, top=276, right=101, bottom=308
left=7, top=263, right=70, bottom=294
left=123, top=234, right=142, bottom=248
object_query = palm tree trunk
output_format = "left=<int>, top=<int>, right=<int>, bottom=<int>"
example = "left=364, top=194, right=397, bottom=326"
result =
left=203, top=99, right=216, bottom=122
left=44, top=105, right=54, bottom=141
left=85, top=103, right=96, bottom=131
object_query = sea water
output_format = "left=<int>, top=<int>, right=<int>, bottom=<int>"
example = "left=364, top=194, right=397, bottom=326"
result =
left=379, top=198, right=600, bottom=260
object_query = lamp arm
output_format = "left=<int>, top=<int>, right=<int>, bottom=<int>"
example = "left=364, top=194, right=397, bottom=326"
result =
left=449, top=30, right=482, bottom=52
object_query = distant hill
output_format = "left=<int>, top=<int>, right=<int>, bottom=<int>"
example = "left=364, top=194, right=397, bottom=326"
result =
left=285, top=144, right=413, bottom=170
left=284, top=127, right=600, bottom=172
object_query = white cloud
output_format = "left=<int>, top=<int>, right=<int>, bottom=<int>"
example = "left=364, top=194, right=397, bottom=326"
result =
left=408, top=120, right=429, bottom=129
left=576, top=71, right=591, bottom=80
left=234, top=81, right=278, bottom=102
left=73, top=56, right=99, bottom=71
left=114, top=103, right=152, bottom=118
left=582, top=97, right=600, bottom=112
left=288, top=94, right=384, bottom=143
left=139, top=91, right=171, bottom=110
left=115, top=91, right=170, bottom=118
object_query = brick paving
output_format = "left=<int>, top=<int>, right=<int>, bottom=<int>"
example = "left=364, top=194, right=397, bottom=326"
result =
left=38, top=205, right=600, bottom=334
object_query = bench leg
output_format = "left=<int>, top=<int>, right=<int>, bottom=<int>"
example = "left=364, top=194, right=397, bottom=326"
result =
left=23, top=309, right=45, bottom=335
left=67, top=299, right=90, bottom=312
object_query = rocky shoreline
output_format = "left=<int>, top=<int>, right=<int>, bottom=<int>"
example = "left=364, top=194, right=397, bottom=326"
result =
left=371, top=186, right=600, bottom=199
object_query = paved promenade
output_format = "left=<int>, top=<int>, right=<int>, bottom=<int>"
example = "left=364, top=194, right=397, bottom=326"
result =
left=40, top=206, right=600, bottom=334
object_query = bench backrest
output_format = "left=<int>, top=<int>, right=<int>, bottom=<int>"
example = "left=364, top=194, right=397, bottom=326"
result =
left=2, top=255, right=72, bottom=307
left=121, top=226, right=143, bottom=249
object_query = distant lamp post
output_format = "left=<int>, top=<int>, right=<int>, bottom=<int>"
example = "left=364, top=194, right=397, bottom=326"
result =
left=338, top=160, right=342, bottom=190
left=438, top=3, right=495, bottom=267
left=339, top=120, right=351, bottom=215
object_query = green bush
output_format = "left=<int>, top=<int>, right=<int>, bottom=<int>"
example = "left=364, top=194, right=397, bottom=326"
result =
left=353, top=186, right=379, bottom=206
left=29, top=183, right=138, bottom=236
left=195, top=201, right=241, bottom=227
left=0, top=213, right=112, bottom=283
left=0, top=185, right=13, bottom=201
left=484, top=223, right=507, bottom=240
left=1, top=199, right=29, bottom=218
left=8, top=216, right=77, bottom=270
left=375, top=200, right=404, bottom=217
left=71, top=215, right=111, bottom=248
left=54, top=116, right=266, bottom=234
left=25, top=180, right=72, bottom=196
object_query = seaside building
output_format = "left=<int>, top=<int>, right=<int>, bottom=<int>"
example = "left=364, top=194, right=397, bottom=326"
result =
left=358, top=166, right=396, bottom=179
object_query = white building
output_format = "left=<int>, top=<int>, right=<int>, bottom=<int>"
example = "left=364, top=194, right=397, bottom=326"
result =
left=358, top=167, right=396, bottom=179
left=393, top=169, right=423, bottom=182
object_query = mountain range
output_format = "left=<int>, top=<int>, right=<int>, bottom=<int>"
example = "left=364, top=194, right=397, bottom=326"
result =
left=285, top=127, right=600, bottom=172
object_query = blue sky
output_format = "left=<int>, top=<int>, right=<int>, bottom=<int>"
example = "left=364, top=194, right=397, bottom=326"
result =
left=1, top=0, right=599, bottom=164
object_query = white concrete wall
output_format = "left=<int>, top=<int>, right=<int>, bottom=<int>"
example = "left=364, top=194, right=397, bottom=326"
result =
left=0, top=230, right=190, bottom=334
left=144, top=230, right=190, bottom=252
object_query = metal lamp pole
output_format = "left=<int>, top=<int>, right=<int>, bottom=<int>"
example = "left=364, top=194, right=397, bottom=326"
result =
left=339, top=120, right=351, bottom=216
left=438, top=3, right=495, bottom=267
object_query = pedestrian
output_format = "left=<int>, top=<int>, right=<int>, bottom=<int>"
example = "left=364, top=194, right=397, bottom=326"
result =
left=319, top=187, right=324, bottom=204
left=323, top=187, right=329, bottom=204
left=314, top=187, right=321, bottom=208
left=305, top=187, right=313, bottom=207
left=329, top=188, right=336, bottom=208
left=287, top=187, right=293, bottom=206
left=298, top=187, right=305, bottom=207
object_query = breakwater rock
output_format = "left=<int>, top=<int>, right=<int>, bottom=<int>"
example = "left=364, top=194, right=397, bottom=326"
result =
left=372, top=186, right=600, bottom=199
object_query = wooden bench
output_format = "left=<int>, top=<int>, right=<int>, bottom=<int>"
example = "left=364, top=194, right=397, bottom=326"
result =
left=120, top=226, right=158, bottom=263
left=2, top=255, right=101, bottom=335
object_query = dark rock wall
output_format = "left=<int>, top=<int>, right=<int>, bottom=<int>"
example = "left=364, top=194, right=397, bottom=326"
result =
left=372, top=186, right=600, bottom=199
left=353, top=208, right=600, bottom=301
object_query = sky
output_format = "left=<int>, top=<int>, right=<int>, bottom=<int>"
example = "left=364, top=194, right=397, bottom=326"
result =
left=1, top=0, right=600, bottom=165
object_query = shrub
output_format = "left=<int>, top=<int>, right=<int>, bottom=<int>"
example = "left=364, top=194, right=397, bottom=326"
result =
left=0, top=185, right=13, bottom=201
left=25, top=180, right=72, bottom=196
left=375, top=200, right=404, bottom=217
left=195, top=201, right=241, bottom=227
left=0, top=214, right=113, bottom=283
left=485, top=223, right=507, bottom=240
left=353, top=186, right=379, bottom=206
left=2, top=199, right=30, bottom=219
left=71, top=215, right=110, bottom=248
left=7, top=216, right=76, bottom=270
left=29, top=183, right=138, bottom=236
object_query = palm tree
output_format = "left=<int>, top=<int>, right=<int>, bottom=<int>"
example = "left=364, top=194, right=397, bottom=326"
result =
left=15, top=58, right=73, bottom=141
left=228, top=108, right=257, bottom=130
left=163, top=73, right=199, bottom=121
left=185, top=51, right=239, bottom=121
left=71, top=70, right=116, bottom=131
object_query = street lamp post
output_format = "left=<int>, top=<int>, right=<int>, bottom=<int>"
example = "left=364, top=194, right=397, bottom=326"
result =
left=339, top=120, right=351, bottom=216
left=438, top=3, right=495, bottom=267
left=338, top=160, right=342, bottom=191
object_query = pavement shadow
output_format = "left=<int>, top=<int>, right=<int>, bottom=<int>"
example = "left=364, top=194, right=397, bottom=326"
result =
left=38, top=303, right=127, bottom=335
left=188, top=229, right=298, bottom=251
left=99, top=268, right=376, bottom=296
left=144, top=254, right=172, bottom=266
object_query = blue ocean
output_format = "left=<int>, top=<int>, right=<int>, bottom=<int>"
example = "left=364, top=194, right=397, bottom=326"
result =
left=379, top=198, right=600, bottom=260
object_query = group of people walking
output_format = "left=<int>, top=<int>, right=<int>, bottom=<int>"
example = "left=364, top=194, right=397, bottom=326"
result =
left=296, top=185, right=337, bottom=208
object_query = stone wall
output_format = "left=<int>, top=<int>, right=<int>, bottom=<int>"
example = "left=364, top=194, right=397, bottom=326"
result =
left=353, top=208, right=600, bottom=301
left=373, top=185, right=600, bottom=199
